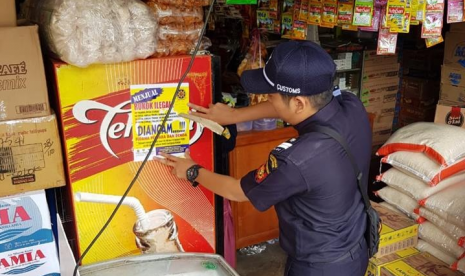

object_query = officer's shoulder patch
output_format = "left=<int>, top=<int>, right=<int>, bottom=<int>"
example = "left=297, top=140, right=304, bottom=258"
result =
left=254, top=163, right=269, bottom=183
left=272, top=137, right=300, bottom=154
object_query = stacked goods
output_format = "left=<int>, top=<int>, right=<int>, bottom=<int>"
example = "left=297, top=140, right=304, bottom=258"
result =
left=376, top=122, right=465, bottom=274
left=0, top=190, right=61, bottom=275
left=434, top=22, right=465, bottom=127
left=23, top=0, right=158, bottom=68
left=0, top=15, right=66, bottom=195
left=361, top=50, right=400, bottom=153
left=147, top=0, right=207, bottom=57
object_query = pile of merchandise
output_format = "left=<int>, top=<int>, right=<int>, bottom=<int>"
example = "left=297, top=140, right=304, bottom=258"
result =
left=375, top=122, right=465, bottom=274
left=147, top=0, right=208, bottom=57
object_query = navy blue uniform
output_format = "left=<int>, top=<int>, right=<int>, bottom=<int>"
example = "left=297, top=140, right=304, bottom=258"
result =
left=240, top=92, right=372, bottom=276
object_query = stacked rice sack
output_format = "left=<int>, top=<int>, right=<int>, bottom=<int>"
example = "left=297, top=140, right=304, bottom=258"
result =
left=146, top=0, right=208, bottom=57
left=375, top=122, right=465, bottom=274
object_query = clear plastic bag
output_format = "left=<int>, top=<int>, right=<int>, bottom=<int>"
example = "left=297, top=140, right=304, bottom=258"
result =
left=147, top=0, right=210, bottom=7
left=22, top=0, right=158, bottom=68
left=416, top=207, right=465, bottom=246
left=419, top=222, right=465, bottom=259
left=158, top=22, right=203, bottom=41
left=416, top=239, right=456, bottom=266
left=147, top=2, right=203, bottom=25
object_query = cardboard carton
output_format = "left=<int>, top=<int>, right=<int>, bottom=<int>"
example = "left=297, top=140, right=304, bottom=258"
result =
left=399, top=105, right=436, bottom=122
left=372, top=127, right=393, bottom=144
left=0, top=26, right=50, bottom=121
left=363, top=63, right=400, bottom=75
left=0, top=0, right=16, bottom=27
left=402, top=77, right=440, bottom=100
left=365, top=247, right=420, bottom=276
left=380, top=252, right=462, bottom=276
left=450, top=23, right=465, bottom=33
left=372, top=202, right=419, bottom=258
left=0, top=114, right=66, bottom=196
left=364, top=50, right=398, bottom=63
left=441, top=65, right=465, bottom=88
left=0, top=190, right=54, bottom=252
left=362, top=91, right=397, bottom=108
left=434, top=104, right=465, bottom=128
left=444, top=32, right=465, bottom=69
left=440, top=84, right=465, bottom=105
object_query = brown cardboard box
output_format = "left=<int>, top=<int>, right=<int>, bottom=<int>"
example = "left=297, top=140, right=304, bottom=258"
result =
left=434, top=104, right=465, bottom=128
left=365, top=248, right=420, bottom=276
left=362, top=91, right=397, bottom=108
left=0, top=25, right=50, bottom=121
left=402, top=49, right=443, bottom=79
left=0, top=114, right=66, bottom=197
left=364, top=50, right=398, bottom=64
left=399, top=105, right=436, bottom=121
left=402, top=77, right=440, bottom=100
left=380, top=252, right=462, bottom=276
left=363, top=63, right=400, bottom=74
left=372, top=127, right=393, bottom=144
left=440, top=84, right=465, bottom=104
left=0, top=0, right=16, bottom=27
left=444, top=32, right=465, bottom=69
left=441, top=65, right=465, bottom=88
left=372, top=202, right=419, bottom=258
left=450, top=23, right=465, bottom=33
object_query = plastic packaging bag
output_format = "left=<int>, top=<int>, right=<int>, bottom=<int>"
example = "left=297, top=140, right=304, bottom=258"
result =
left=415, top=207, right=465, bottom=246
left=147, top=0, right=210, bottom=7
left=147, top=3, right=203, bottom=25
left=419, top=222, right=465, bottom=259
left=158, top=23, right=203, bottom=41
left=382, top=152, right=465, bottom=186
left=23, top=0, right=157, bottom=68
left=419, top=183, right=465, bottom=224
left=375, top=186, right=419, bottom=220
left=416, top=239, right=456, bottom=266
left=153, top=37, right=210, bottom=58
left=378, top=168, right=465, bottom=201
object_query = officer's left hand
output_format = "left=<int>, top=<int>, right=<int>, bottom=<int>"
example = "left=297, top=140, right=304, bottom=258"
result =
left=157, top=150, right=197, bottom=180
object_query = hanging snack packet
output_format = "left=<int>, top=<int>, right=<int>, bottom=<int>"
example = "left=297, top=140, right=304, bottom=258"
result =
left=447, top=0, right=464, bottom=23
left=425, top=0, right=444, bottom=11
left=421, top=9, right=443, bottom=38
left=353, top=0, right=374, bottom=26
left=377, top=28, right=398, bottom=55
left=377, top=6, right=398, bottom=55
left=322, top=1, right=338, bottom=25
left=415, top=0, right=426, bottom=22
left=410, top=0, right=420, bottom=24
left=359, top=6, right=380, bottom=31
left=308, top=1, right=323, bottom=25
left=342, top=24, right=359, bottom=31
left=257, top=9, right=275, bottom=31
left=300, top=0, right=309, bottom=21
left=291, top=20, right=308, bottom=39
left=282, top=13, right=293, bottom=37
left=386, top=0, right=406, bottom=32
left=337, top=1, right=355, bottom=24
left=425, top=35, right=444, bottom=48
left=283, top=0, right=295, bottom=13
left=293, top=0, right=302, bottom=19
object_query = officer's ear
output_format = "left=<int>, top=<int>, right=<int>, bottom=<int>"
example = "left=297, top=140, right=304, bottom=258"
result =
left=293, top=96, right=308, bottom=114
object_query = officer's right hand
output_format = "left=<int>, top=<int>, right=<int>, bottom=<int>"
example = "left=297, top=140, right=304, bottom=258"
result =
left=188, top=103, right=236, bottom=126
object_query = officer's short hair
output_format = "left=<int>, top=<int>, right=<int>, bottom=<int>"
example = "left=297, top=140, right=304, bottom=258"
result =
left=281, top=88, right=333, bottom=111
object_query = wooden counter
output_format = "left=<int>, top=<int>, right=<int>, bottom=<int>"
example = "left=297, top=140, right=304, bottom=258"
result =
left=229, top=127, right=298, bottom=249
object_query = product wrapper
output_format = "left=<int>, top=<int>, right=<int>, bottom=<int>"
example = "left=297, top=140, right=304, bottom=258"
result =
left=425, top=35, right=444, bottom=48
left=308, top=1, right=323, bottom=25
left=322, top=2, right=338, bottom=26
left=147, top=0, right=210, bottom=6
left=283, top=0, right=295, bottom=13
left=447, top=0, right=464, bottom=24
left=410, top=0, right=421, bottom=24
left=421, top=10, right=443, bottom=38
left=337, top=1, right=355, bottom=24
left=386, top=0, right=406, bottom=31
left=299, top=0, right=309, bottom=20
left=342, top=23, right=359, bottom=31
left=377, top=7, right=398, bottom=55
left=158, top=22, right=203, bottom=41
left=22, top=0, right=158, bottom=68
left=147, top=2, right=204, bottom=25
left=359, top=6, right=380, bottom=31
left=353, top=0, right=374, bottom=26
left=282, top=13, right=294, bottom=36
left=259, top=0, right=280, bottom=11
left=291, top=20, right=307, bottom=39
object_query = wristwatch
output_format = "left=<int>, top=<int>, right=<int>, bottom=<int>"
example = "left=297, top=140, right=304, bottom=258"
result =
left=186, top=164, right=203, bottom=187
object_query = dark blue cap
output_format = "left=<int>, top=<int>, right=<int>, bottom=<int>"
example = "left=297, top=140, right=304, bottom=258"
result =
left=240, top=41, right=336, bottom=96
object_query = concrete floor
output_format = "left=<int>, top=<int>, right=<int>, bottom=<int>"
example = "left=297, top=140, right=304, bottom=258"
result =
left=235, top=242, right=287, bottom=276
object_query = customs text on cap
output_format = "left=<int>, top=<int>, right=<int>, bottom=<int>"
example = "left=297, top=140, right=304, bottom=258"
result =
left=240, top=41, right=336, bottom=96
